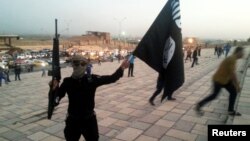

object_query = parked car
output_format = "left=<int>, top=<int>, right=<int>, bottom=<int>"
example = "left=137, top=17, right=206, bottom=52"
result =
left=0, top=62, right=6, bottom=69
left=32, top=59, right=49, bottom=67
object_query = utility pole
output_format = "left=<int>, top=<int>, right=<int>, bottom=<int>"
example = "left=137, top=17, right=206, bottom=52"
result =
left=114, top=17, right=126, bottom=41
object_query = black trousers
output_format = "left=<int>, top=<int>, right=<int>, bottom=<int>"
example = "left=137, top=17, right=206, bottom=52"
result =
left=15, top=73, right=21, bottom=80
left=150, top=79, right=174, bottom=100
left=198, top=81, right=237, bottom=112
left=185, top=55, right=192, bottom=62
left=150, top=80, right=164, bottom=100
left=64, top=114, right=99, bottom=141
left=191, top=57, right=198, bottom=67
left=128, top=63, right=134, bottom=77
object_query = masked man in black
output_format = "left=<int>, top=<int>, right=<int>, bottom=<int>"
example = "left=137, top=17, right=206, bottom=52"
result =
left=51, top=55, right=129, bottom=141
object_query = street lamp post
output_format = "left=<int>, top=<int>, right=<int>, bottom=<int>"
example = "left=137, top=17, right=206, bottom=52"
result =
left=114, top=17, right=126, bottom=41
left=62, top=19, right=72, bottom=37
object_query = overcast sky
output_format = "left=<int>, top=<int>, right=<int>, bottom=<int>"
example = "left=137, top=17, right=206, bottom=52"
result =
left=1, top=0, right=250, bottom=40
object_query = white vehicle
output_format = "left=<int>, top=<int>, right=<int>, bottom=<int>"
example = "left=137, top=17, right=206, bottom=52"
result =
left=60, top=59, right=66, bottom=64
left=24, top=59, right=34, bottom=64
left=17, top=54, right=26, bottom=59
left=47, top=58, right=66, bottom=64
left=32, top=59, right=49, bottom=67
left=0, top=61, right=7, bottom=69
left=1, top=54, right=12, bottom=60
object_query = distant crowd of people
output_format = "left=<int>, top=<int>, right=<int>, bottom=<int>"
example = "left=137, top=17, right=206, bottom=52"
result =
left=0, top=63, right=22, bottom=86
left=214, top=43, right=232, bottom=58
left=184, top=45, right=202, bottom=68
left=183, top=43, right=232, bottom=68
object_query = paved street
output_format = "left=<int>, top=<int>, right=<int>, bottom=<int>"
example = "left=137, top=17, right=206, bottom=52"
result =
left=0, top=47, right=249, bottom=141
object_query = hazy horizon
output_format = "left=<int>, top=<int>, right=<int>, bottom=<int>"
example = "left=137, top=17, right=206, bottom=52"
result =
left=1, top=0, right=250, bottom=40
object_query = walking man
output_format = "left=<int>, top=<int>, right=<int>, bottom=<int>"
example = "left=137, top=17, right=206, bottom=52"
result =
left=185, top=48, right=192, bottom=63
left=224, top=43, right=231, bottom=57
left=4, top=63, right=11, bottom=82
left=191, top=47, right=198, bottom=67
left=195, top=47, right=244, bottom=116
left=41, top=68, right=46, bottom=77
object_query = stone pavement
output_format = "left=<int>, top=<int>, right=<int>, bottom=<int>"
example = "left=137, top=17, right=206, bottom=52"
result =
left=0, top=47, right=249, bottom=141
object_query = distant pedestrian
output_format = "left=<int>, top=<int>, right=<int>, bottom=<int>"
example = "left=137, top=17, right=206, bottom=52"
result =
left=86, top=60, right=93, bottom=77
left=217, top=47, right=221, bottom=58
left=214, top=46, right=218, bottom=55
left=217, top=47, right=224, bottom=58
left=27, top=65, right=31, bottom=72
left=4, top=63, right=11, bottom=82
left=41, top=68, right=46, bottom=77
left=128, top=55, right=135, bottom=77
left=224, top=43, right=231, bottom=57
left=0, top=67, right=8, bottom=86
left=185, top=48, right=192, bottom=63
left=191, top=47, right=198, bottom=67
left=117, top=54, right=121, bottom=63
left=98, top=57, right=101, bottom=65
left=195, top=46, right=244, bottom=116
left=221, top=46, right=224, bottom=55
left=30, top=64, right=34, bottom=72
left=14, top=63, right=21, bottom=81
left=198, top=46, right=201, bottom=56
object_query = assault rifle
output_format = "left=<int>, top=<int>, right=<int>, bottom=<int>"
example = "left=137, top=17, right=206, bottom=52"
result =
left=47, top=19, right=61, bottom=119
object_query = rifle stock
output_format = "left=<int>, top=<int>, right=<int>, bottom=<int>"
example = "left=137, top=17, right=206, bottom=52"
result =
left=48, top=19, right=61, bottom=119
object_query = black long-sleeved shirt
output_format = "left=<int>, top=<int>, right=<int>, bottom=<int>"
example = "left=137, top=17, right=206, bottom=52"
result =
left=192, top=49, right=198, bottom=58
left=58, top=67, right=123, bottom=117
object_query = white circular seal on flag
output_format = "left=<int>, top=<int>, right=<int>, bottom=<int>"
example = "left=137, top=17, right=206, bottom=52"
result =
left=163, top=36, right=175, bottom=69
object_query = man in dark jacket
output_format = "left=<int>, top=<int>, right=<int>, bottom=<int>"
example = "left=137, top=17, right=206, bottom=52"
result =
left=51, top=55, right=129, bottom=141
left=191, top=47, right=198, bottom=67
left=14, top=63, right=21, bottom=81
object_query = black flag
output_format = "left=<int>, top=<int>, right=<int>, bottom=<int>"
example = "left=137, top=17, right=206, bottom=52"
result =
left=133, top=0, right=184, bottom=101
